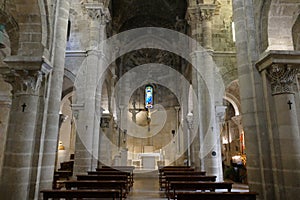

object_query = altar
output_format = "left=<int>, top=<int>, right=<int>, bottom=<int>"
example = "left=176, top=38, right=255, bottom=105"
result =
left=138, top=153, right=161, bottom=169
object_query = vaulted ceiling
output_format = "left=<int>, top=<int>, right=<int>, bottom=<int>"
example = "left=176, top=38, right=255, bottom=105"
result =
left=110, top=0, right=187, bottom=32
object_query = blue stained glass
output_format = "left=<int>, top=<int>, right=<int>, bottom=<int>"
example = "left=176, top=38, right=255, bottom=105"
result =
left=145, top=85, right=153, bottom=109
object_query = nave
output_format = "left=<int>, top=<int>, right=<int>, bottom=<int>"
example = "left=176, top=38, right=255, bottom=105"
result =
left=47, top=165, right=253, bottom=200
left=127, top=170, right=250, bottom=200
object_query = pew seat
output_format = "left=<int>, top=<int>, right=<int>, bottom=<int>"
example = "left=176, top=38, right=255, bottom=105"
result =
left=176, top=191, right=258, bottom=200
left=167, top=181, right=233, bottom=199
left=64, top=180, right=127, bottom=197
left=40, top=189, right=121, bottom=200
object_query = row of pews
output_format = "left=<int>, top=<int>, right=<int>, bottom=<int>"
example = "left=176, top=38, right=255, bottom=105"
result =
left=159, top=165, right=258, bottom=200
left=41, top=165, right=135, bottom=200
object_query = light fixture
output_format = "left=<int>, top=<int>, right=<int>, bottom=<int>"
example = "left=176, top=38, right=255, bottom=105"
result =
left=58, top=141, right=65, bottom=150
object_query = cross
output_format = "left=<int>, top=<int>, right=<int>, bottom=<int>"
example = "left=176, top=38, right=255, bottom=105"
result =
left=21, top=103, right=27, bottom=112
left=147, top=109, right=151, bottom=132
left=287, top=100, right=292, bottom=110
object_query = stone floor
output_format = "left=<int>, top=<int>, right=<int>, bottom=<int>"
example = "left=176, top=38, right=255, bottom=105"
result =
left=125, top=170, right=249, bottom=200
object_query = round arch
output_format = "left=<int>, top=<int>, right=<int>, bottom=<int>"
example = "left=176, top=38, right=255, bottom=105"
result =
left=267, top=0, right=300, bottom=50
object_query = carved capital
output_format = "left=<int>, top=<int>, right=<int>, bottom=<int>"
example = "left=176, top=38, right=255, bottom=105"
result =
left=0, top=56, right=53, bottom=95
left=84, top=3, right=111, bottom=24
left=71, top=103, right=84, bottom=119
left=198, top=4, right=216, bottom=21
left=3, top=70, right=44, bottom=95
left=256, top=51, right=300, bottom=95
left=266, top=64, right=299, bottom=95
left=186, top=7, right=201, bottom=25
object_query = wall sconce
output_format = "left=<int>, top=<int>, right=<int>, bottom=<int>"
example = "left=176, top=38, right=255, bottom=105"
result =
left=58, top=141, right=65, bottom=150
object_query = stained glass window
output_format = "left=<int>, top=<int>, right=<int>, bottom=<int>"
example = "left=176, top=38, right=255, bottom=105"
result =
left=145, top=85, right=153, bottom=109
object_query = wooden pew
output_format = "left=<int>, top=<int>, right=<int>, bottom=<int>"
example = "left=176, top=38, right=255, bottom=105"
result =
left=64, top=180, right=127, bottom=198
left=168, top=181, right=233, bottom=200
left=77, top=174, right=128, bottom=181
left=159, top=167, right=195, bottom=190
left=96, top=166, right=135, bottom=186
left=176, top=191, right=258, bottom=200
left=40, top=189, right=121, bottom=200
left=101, top=165, right=135, bottom=170
left=92, top=169, right=133, bottom=187
left=87, top=170, right=133, bottom=187
left=53, top=170, right=73, bottom=189
left=164, top=175, right=216, bottom=194
left=164, top=171, right=206, bottom=176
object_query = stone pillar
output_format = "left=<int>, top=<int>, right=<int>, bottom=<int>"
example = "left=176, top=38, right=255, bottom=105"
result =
left=186, top=113, right=193, bottom=167
left=198, top=4, right=224, bottom=180
left=199, top=4, right=216, bottom=50
left=0, top=94, right=11, bottom=179
left=0, top=69, right=44, bottom=200
left=175, top=106, right=181, bottom=153
left=99, top=113, right=112, bottom=166
left=73, top=2, right=110, bottom=174
left=36, top=1, right=70, bottom=196
left=186, top=6, right=202, bottom=170
left=187, top=4, right=222, bottom=177
left=231, top=115, right=244, bottom=154
left=215, top=106, right=227, bottom=181
left=256, top=51, right=300, bottom=200
left=232, top=0, right=270, bottom=199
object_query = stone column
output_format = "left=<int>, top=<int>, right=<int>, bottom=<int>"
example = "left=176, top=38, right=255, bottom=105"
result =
left=231, top=115, right=244, bottom=154
left=175, top=106, right=181, bottom=153
left=0, top=69, right=44, bottom=200
left=186, top=6, right=202, bottom=170
left=186, top=113, right=193, bottom=167
left=0, top=94, right=11, bottom=179
left=232, top=0, right=270, bottom=199
left=73, top=2, right=110, bottom=174
left=199, top=4, right=216, bottom=50
left=36, top=1, right=70, bottom=196
left=198, top=5, right=224, bottom=180
left=256, top=51, right=300, bottom=200
left=215, top=106, right=227, bottom=181
left=187, top=4, right=222, bottom=177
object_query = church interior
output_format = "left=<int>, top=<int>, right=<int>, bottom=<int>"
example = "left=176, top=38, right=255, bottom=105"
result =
left=0, top=0, right=299, bottom=200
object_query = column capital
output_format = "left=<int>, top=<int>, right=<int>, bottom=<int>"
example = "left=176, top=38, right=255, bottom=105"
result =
left=0, top=56, right=52, bottom=95
left=198, top=4, right=216, bottom=21
left=71, top=103, right=85, bottom=119
left=84, top=3, right=111, bottom=24
left=256, top=50, right=300, bottom=95
left=2, top=69, right=44, bottom=95
left=174, top=106, right=180, bottom=111
left=186, top=7, right=201, bottom=25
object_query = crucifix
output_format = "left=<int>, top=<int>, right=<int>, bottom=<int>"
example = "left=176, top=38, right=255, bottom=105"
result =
left=21, top=103, right=27, bottom=112
left=147, top=109, right=151, bottom=132
left=287, top=100, right=292, bottom=110
left=129, top=99, right=143, bottom=123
